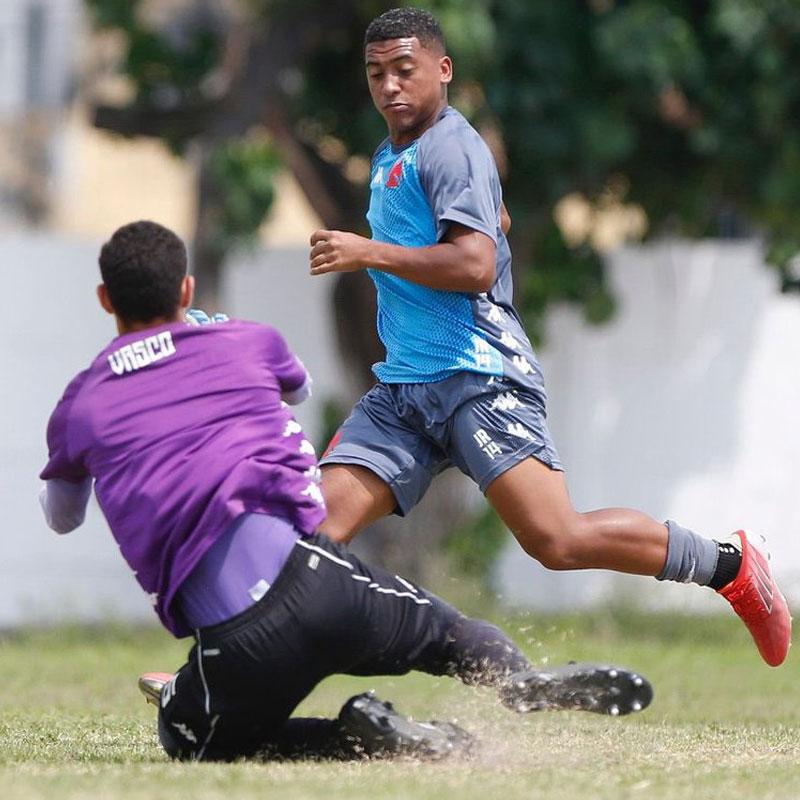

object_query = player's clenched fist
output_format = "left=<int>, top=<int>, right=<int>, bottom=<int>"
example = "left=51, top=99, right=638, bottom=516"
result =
left=309, top=230, right=373, bottom=275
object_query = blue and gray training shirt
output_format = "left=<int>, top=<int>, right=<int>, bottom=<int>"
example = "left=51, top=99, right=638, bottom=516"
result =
left=366, top=105, right=545, bottom=398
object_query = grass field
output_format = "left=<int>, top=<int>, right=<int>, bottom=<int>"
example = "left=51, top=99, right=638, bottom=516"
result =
left=0, top=610, right=797, bottom=800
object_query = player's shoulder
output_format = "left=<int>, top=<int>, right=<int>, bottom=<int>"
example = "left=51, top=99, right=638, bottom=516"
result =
left=420, top=106, right=487, bottom=152
left=214, top=319, right=294, bottom=355
left=417, top=106, right=493, bottom=175
left=181, top=317, right=275, bottom=339
left=61, top=367, right=92, bottom=402
left=231, top=318, right=284, bottom=340
left=47, top=366, right=92, bottom=427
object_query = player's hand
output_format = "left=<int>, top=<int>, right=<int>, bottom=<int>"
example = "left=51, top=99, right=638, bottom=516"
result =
left=309, top=230, right=372, bottom=275
left=185, top=308, right=230, bottom=325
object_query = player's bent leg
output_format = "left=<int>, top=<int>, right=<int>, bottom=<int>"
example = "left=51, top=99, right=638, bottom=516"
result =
left=143, top=672, right=461, bottom=761
left=485, top=456, right=669, bottom=575
left=319, top=464, right=397, bottom=543
left=338, top=692, right=474, bottom=760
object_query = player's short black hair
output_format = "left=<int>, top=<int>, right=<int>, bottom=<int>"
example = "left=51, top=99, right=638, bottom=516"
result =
left=364, top=7, right=446, bottom=53
left=99, top=220, right=187, bottom=323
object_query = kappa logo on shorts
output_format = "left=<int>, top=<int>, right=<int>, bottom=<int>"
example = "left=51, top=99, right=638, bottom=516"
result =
left=507, top=422, right=532, bottom=440
left=487, top=304, right=506, bottom=324
left=512, top=355, right=534, bottom=375
left=490, top=392, right=522, bottom=412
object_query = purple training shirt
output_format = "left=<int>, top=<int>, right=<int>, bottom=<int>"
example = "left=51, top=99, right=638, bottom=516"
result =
left=40, top=321, right=326, bottom=636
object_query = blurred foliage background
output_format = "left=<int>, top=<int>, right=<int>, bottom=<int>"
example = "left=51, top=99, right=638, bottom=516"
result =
left=83, top=0, right=800, bottom=582
left=85, top=0, right=800, bottom=332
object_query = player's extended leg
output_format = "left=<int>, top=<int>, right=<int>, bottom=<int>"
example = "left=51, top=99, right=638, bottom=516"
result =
left=485, top=456, right=670, bottom=575
left=144, top=671, right=468, bottom=761
left=330, top=543, right=653, bottom=717
left=418, top=610, right=653, bottom=717
left=485, top=457, right=791, bottom=666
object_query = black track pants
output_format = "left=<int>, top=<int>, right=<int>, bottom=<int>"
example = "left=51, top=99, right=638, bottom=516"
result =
left=158, top=534, right=530, bottom=761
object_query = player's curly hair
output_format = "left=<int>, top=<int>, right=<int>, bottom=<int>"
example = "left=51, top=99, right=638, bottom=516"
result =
left=364, top=7, right=446, bottom=53
left=99, top=220, right=187, bottom=323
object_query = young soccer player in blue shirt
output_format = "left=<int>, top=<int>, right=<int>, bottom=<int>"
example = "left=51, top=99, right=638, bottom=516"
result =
left=309, top=7, right=790, bottom=668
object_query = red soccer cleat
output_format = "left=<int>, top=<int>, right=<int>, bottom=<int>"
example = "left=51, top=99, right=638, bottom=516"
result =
left=718, top=531, right=792, bottom=667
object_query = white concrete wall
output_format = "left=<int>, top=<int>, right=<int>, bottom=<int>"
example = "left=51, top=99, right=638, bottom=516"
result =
left=0, top=0, right=78, bottom=116
left=1, top=234, right=798, bottom=627
left=496, top=239, right=800, bottom=611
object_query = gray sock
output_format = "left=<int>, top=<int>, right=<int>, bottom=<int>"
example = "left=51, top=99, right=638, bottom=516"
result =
left=655, top=520, right=719, bottom=586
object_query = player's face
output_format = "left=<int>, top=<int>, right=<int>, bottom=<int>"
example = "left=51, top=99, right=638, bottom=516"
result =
left=365, top=37, right=452, bottom=146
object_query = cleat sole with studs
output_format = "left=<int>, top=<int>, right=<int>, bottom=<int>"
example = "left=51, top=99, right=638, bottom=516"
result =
left=500, top=663, right=654, bottom=716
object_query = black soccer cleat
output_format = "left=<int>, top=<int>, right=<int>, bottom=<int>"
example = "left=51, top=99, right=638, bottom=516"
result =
left=338, top=692, right=475, bottom=759
left=499, top=662, right=653, bottom=716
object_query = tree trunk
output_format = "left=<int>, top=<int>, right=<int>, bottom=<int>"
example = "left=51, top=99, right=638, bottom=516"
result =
left=190, top=139, right=226, bottom=311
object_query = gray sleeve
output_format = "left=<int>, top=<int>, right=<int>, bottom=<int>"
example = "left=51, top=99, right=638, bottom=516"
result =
left=282, top=370, right=313, bottom=405
left=418, top=128, right=500, bottom=243
left=39, top=477, right=92, bottom=534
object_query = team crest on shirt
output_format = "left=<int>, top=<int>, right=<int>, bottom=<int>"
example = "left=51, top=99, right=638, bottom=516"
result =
left=386, top=158, right=404, bottom=188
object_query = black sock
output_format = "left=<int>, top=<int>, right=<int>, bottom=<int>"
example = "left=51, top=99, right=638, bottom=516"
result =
left=708, top=541, right=742, bottom=590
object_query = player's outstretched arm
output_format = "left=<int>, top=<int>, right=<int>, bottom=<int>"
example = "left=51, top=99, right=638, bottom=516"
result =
left=500, top=203, right=511, bottom=236
left=309, top=223, right=496, bottom=293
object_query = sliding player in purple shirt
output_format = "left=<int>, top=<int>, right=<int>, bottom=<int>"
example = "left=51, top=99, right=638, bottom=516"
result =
left=40, top=220, right=652, bottom=761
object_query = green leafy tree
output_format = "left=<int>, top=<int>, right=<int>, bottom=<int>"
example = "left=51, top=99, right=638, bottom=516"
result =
left=485, top=0, right=800, bottom=336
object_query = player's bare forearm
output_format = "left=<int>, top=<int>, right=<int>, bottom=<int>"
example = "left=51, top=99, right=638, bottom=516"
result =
left=309, top=224, right=496, bottom=293
left=500, top=203, right=511, bottom=235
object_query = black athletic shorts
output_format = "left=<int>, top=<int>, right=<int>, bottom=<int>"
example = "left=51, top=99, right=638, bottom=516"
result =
left=158, top=534, right=465, bottom=760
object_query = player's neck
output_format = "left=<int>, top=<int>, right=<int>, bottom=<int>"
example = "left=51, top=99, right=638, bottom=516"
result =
left=389, top=99, right=448, bottom=148
left=115, top=313, right=182, bottom=336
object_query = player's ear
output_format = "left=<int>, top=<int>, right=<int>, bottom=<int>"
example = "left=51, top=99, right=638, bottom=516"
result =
left=440, top=55, right=453, bottom=85
left=179, top=275, right=195, bottom=312
left=97, top=284, right=115, bottom=315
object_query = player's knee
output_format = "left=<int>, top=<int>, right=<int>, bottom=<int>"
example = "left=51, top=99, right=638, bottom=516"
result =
left=318, top=525, right=356, bottom=544
left=157, top=713, right=193, bottom=761
left=517, top=520, right=586, bottom=570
